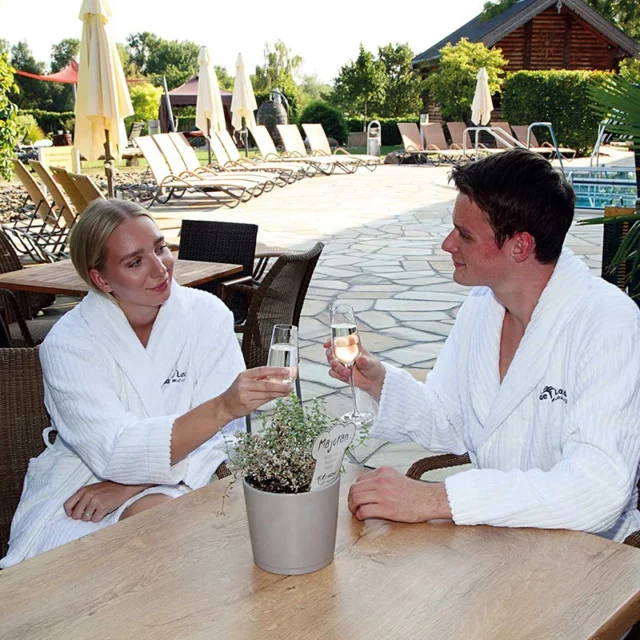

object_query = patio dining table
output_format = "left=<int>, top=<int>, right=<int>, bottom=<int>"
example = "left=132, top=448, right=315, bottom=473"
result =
left=2, top=464, right=640, bottom=639
left=0, top=257, right=242, bottom=297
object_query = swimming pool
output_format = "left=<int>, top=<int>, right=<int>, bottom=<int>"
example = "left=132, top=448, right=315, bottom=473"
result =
left=567, top=167, right=637, bottom=209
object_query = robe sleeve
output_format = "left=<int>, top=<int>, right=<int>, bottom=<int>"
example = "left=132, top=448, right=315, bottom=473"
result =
left=363, top=311, right=466, bottom=455
left=40, top=337, right=186, bottom=486
left=182, top=298, right=247, bottom=489
left=445, top=321, right=640, bottom=533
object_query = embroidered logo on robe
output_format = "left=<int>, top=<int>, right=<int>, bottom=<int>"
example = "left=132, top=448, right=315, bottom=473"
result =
left=539, top=386, right=567, bottom=404
left=163, top=370, right=187, bottom=386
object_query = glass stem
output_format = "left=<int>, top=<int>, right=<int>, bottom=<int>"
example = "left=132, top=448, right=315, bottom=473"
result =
left=349, top=364, right=360, bottom=417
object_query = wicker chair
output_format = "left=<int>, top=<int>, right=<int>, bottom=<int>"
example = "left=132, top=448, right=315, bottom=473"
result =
left=406, top=451, right=640, bottom=549
left=225, top=242, right=324, bottom=430
left=0, top=229, right=54, bottom=345
left=0, top=347, right=48, bottom=559
left=601, top=206, right=640, bottom=305
left=178, top=220, right=258, bottom=324
left=0, top=347, right=231, bottom=561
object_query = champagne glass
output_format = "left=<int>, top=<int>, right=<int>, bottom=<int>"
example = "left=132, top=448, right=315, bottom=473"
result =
left=267, top=324, right=298, bottom=384
left=330, top=303, right=373, bottom=426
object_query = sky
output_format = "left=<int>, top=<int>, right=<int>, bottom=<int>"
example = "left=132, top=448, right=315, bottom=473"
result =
left=0, top=0, right=486, bottom=83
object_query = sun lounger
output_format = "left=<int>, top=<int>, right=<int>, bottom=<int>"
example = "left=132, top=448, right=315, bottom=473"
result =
left=151, top=133, right=276, bottom=194
left=446, top=122, right=501, bottom=156
left=29, top=160, right=77, bottom=228
left=66, top=172, right=106, bottom=206
left=251, top=126, right=319, bottom=176
left=397, top=123, right=441, bottom=164
left=215, top=129, right=304, bottom=183
left=135, top=136, right=255, bottom=208
left=278, top=125, right=355, bottom=175
left=301, top=124, right=379, bottom=171
left=49, top=165, right=90, bottom=214
left=511, top=126, right=577, bottom=160
left=3, top=160, right=67, bottom=262
left=420, top=123, right=467, bottom=164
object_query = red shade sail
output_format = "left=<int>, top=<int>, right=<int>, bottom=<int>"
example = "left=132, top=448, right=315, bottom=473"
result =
left=14, top=59, right=79, bottom=84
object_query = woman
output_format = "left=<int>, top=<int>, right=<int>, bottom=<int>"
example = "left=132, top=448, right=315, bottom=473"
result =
left=1, top=199, right=291, bottom=567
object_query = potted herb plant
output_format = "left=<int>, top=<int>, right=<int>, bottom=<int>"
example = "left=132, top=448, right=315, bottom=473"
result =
left=228, top=394, right=358, bottom=576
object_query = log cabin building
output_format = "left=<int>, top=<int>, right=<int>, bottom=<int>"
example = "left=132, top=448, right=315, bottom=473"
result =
left=413, top=0, right=640, bottom=121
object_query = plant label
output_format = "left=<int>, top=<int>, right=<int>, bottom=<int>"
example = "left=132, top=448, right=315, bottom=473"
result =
left=310, top=422, right=356, bottom=491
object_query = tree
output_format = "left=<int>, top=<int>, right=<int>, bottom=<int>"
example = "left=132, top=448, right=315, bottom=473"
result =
left=215, top=65, right=234, bottom=91
left=583, top=0, right=640, bottom=39
left=376, top=43, right=423, bottom=118
left=620, top=57, right=640, bottom=84
left=0, top=51, right=21, bottom=179
left=424, top=38, right=508, bottom=121
left=125, top=32, right=159, bottom=72
left=253, top=40, right=303, bottom=95
left=144, top=39, right=200, bottom=89
left=297, top=74, right=332, bottom=112
left=49, top=38, right=80, bottom=113
left=332, top=44, right=387, bottom=128
left=10, top=41, right=53, bottom=110
left=50, top=38, right=79, bottom=72
left=299, top=101, right=349, bottom=145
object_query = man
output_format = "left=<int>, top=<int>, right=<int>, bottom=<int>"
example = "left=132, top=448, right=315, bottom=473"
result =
left=326, top=149, right=640, bottom=542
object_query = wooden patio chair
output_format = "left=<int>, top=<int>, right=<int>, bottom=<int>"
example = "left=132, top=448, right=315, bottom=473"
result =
left=301, top=124, right=379, bottom=171
left=177, top=219, right=258, bottom=324
left=134, top=135, right=255, bottom=208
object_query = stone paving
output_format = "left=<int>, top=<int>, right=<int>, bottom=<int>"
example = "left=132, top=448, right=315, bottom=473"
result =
left=152, top=156, right=623, bottom=474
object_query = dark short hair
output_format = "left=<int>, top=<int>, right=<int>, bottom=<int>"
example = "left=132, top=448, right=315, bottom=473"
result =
left=450, top=149, right=575, bottom=263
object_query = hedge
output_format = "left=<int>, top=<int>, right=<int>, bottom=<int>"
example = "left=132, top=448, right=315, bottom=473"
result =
left=502, top=70, right=611, bottom=156
left=20, top=109, right=75, bottom=134
left=346, top=117, right=419, bottom=146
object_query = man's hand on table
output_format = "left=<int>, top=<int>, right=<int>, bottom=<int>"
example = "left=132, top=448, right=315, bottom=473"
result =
left=348, top=467, right=452, bottom=523
left=64, top=481, right=152, bottom=523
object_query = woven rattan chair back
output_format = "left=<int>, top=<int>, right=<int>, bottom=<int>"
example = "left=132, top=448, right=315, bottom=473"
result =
left=0, top=347, right=49, bottom=558
left=0, top=229, right=31, bottom=324
left=178, top=220, right=258, bottom=322
left=241, top=242, right=323, bottom=370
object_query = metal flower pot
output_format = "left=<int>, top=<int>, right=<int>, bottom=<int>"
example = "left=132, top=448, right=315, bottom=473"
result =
left=243, top=477, right=340, bottom=575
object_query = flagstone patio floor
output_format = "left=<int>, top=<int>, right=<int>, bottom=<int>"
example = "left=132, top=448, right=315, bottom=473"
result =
left=152, top=157, right=623, bottom=476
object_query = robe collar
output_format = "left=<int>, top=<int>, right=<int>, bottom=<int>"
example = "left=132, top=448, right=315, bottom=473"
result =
left=78, top=281, right=191, bottom=417
left=470, top=248, right=592, bottom=449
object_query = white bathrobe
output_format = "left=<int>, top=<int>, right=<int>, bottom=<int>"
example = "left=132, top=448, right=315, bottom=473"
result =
left=366, top=249, right=640, bottom=541
left=1, top=283, right=245, bottom=568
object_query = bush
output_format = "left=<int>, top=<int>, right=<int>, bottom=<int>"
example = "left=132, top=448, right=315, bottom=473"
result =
left=502, top=70, right=611, bottom=156
left=0, top=53, right=21, bottom=180
left=16, top=114, right=46, bottom=143
left=299, top=101, right=349, bottom=145
left=21, top=109, right=75, bottom=133
left=126, top=82, right=163, bottom=135
left=346, top=117, right=419, bottom=146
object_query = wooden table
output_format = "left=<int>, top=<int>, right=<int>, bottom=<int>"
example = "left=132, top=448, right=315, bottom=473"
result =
left=0, top=258, right=242, bottom=297
left=2, top=465, right=640, bottom=639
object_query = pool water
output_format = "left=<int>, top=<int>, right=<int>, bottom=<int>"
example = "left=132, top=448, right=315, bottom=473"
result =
left=569, top=167, right=637, bottom=210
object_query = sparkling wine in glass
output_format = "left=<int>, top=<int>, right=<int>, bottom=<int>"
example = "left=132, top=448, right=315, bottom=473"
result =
left=330, top=303, right=373, bottom=426
left=267, top=324, right=298, bottom=384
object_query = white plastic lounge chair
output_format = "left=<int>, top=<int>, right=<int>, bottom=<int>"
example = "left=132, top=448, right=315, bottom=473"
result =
left=301, top=124, right=379, bottom=171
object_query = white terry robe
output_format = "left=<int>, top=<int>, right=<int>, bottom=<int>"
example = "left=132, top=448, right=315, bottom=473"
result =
left=1, top=283, right=245, bottom=568
left=362, top=249, right=640, bottom=541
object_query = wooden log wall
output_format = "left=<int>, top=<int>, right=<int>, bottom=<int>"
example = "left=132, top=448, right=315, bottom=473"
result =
left=497, top=7, right=622, bottom=71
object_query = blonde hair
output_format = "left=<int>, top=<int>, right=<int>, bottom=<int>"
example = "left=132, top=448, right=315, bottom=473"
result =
left=69, top=198, right=153, bottom=294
